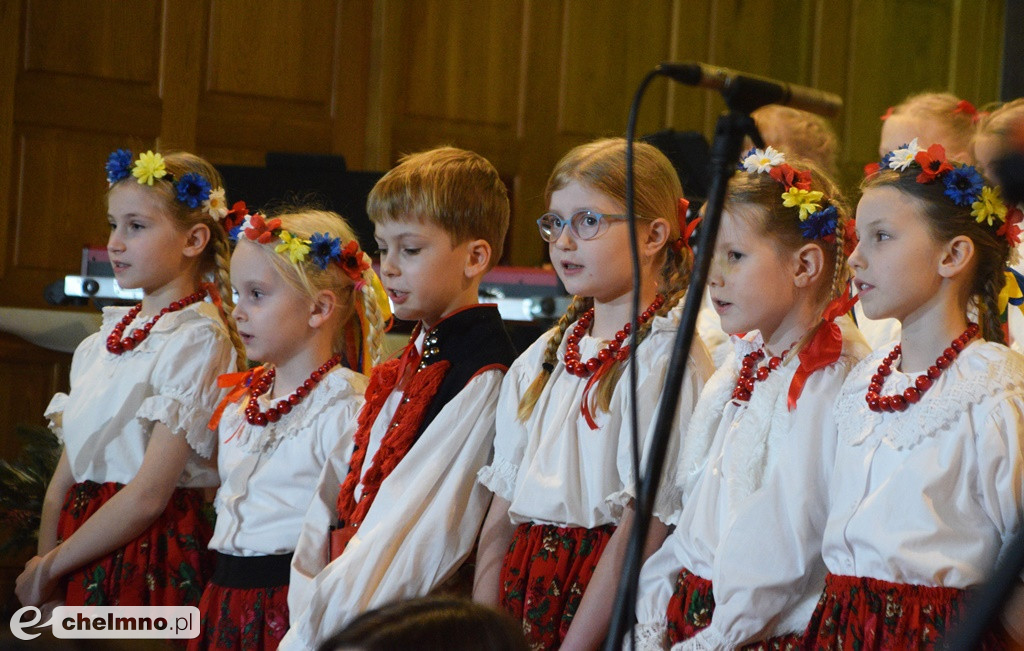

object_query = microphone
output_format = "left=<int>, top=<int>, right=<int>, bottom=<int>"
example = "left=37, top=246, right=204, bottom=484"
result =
left=657, top=61, right=843, bottom=118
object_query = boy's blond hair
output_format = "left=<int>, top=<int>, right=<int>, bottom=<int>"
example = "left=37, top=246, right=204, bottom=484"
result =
left=752, top=105, right=839, bottom=176
left=366, top=147, right=510, bottom=267
left=889, top=91, right=977, bottom=158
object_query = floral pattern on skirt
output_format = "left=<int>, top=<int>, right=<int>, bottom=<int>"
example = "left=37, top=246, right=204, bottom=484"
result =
left=499, top=522, right=615, bottom=650
left=190, top=583, right=288, bottom=651
left=57, top=481, right=214, bottom=607
left=801, top=573, right=1006, bottom=650
left=665, top=566, right=801, bottom=650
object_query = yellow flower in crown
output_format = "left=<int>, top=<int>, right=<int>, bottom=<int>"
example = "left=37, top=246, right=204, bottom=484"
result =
left=971, top=185, right=1007, bottom=227
left=781, top=188, right=824, bottom=221
left=275, top=230, right=311, bottom=264
left=132, top=150, right=167, bottom=186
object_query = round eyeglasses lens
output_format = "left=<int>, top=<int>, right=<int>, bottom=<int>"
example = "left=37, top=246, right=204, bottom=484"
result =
left=572, top=211, right=603, bottom=240
left=537, top=214, right=563, bottom=242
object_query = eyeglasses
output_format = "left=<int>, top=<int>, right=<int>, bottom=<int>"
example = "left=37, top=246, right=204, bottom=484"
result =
left=536, top=210, right=629, bottom=242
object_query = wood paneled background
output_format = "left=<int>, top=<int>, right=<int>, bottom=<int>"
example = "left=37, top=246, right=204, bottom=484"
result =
left=0, top=0, right=1007, bottom=311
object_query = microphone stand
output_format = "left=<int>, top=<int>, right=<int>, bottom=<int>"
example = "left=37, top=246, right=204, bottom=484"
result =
left=603, top=69, right=772, bottom=650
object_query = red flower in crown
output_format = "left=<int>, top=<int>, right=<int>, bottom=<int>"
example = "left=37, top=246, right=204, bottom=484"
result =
left=998, top=206, right=1023, bottom=247
left=953, top=99, right=978, bottom=119
left=913, top=144, right=954, bottom=183
left=338, top=240, right=370, bottom=281
left=222, top=201, right=249, bottom=232
left=863, top=161, right=881, bottom=178
left=244, top=214, right=282, bottom=244
left=880, top=106, right=894, bottom=121
left=769, top=163, right=812, bottom=191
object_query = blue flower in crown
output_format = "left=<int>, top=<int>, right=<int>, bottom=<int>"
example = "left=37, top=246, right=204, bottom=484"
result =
left=105, top=149, right=133, bottom=185
left=175, top=173, right=212, bottom=209
left=878, top=150, right=896, bottom=171
left=942, top=165, right=984, bottom=207
left=309, top=232, right=342, bottom=270
left=798, top=205, right=838, bottom=240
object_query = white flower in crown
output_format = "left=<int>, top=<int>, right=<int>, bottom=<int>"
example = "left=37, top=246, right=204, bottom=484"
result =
left=240, top=213, right=257, bottom=232
left=742, top=146, right=786, bottom=173
left=888, top=138, right=924, bottom=171
left=203, top=187, right=228, bottom=220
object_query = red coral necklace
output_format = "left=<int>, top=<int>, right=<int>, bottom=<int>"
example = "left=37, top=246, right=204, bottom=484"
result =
left=244, top=353, right=343, bottom=426
left=865, top=322, right=978, bottom=412
left=731, top=345, right=791, bottom=403
left=106, top=288, right=207, bottom=354
left=563, top=294, right=665, bottom=377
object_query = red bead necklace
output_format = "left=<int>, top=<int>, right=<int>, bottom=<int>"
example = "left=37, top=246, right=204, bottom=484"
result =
left=244, top=353, right=343, bottom=426
left=106, top=288, right=207, bottom=354
left=563, top=295, right=665, bottom=377
left=731, top=346, right=790, bottom=403
left=866, top=322, right=979, bottom=412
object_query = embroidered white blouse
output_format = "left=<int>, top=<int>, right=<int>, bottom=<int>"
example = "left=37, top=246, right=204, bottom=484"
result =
left=478, top=305, right=714, bottom=529
left=634, top=317, right=870, bottom=650
left=282, top=361, right=505, bottom=651
left=208, top=367, right=367, bottom=557
left=45, top=302, right=236, bottom=487
left=821, top=341, right=1024, bottom=588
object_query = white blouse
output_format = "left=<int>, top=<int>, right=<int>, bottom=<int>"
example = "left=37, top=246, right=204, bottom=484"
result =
left=821, top=341, right=1024, bottom=588
left=208, top=367, right=367, bottom=557
left=479, top=305, right=714, bottom=529
left=45, top=302, right=236, bottom=487
left=635, top=317, right=870, bottom=650
left=282, top=368, right=505, bottom=651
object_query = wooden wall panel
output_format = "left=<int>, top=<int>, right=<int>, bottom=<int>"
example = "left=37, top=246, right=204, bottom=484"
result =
left=402, top=0, right=522, bottom=126
left=24, top=0, right=160, bottom=83
left=557, top=1, right=675, bottom=139
left=206, top=0, right=337, bottom=103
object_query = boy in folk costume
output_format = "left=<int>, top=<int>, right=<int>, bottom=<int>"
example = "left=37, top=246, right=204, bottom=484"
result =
left=281, top=147, right=517, bottom=650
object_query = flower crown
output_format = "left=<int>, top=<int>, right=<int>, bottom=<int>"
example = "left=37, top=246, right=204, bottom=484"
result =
left=865, top=139, right=1022, bottom=250
left=105, top=149, right=229, bottom=221
left=239, top=210, right=371, bottom=281
left=738, top=146, right=840, bottom=242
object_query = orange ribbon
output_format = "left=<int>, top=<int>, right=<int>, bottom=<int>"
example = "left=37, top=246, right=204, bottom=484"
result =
left=786, top=286, right=859, bottom=410
left=207, top=366, right=268, bottom=431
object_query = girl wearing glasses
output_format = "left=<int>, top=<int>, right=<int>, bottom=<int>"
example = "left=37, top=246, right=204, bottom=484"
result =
left=632, top=149, right=869, bottom=649
left=473, top=137, right=714, bottom=650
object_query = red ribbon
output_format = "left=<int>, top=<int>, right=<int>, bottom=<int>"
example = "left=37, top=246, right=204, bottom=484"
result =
left=579, top=350, right=625, bottom=430
left=786, top=286, right=859, bottom=410
left=207, top=366, right=268, bottom=431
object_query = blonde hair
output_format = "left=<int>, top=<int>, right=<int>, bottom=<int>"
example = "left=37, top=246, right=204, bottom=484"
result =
left=972, top=98, right=1024, bottom=159
left=751, top=105, right=839, bottom=176
left=246, top=209, right=388, bottom=371
left=109, top=151, right=247, bottom=371
left=367, top=147, right=510, bottom=267
left=518, top=138, right=693, bottom=421
left=890, top=92, right=977, bottom=159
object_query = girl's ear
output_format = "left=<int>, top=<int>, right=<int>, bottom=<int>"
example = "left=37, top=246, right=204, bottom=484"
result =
left=308, top=289, right=339, bottom=328
left=643, top=218, right=672, bottom=258
left=792, top=242, right=826, bottom=289
left=937, top=234, right=975, bottom=278
left=463, top=238, right=492, bottom=279
left=183, top=223, right=211, bottom=259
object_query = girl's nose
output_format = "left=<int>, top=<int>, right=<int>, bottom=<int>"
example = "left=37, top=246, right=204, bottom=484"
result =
left=847, top=240, right=865, bottom=270
left=707, top=255, right=724, bottom=287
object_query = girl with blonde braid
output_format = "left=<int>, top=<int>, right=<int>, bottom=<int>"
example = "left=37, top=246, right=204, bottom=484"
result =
left=633, top=150, right=869, bottom=650
left=190, top=209, right=388, bottom=651
left=17, top=150, right=244, bottom=609
left=473, top=138, right=714, bottom=650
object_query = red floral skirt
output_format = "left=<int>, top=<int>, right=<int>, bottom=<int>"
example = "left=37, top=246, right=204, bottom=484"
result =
left=56, top=481, right=214, bottom=607
left=189, top=552, right=292, bottom=651
left=665, top=566, right=802, bottom=650
left=801, top=573, right=1006, bottom=650
left=499, top=522, right=615, bottom=650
